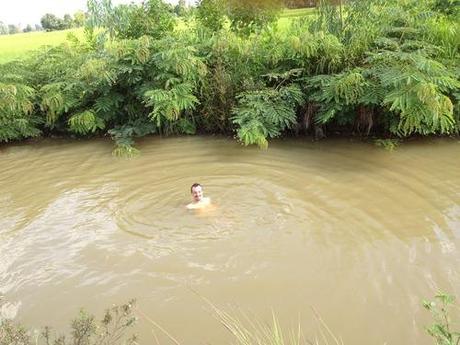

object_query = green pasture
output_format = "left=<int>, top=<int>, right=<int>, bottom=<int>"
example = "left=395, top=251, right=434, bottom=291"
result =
left=0, top=29, right=82, bottom=64
left=0, top=8, right=316, bottom=64
left=280, top=7, right=316, bottom=17
left=278, top=7, right=316, bottom=29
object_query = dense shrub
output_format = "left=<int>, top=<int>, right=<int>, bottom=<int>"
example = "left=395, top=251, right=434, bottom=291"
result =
left=86, top=0, right=174, bottom=39
left=196, top=0, right=226, bottom=32
left=0, top=0, right=459, bottom=153
left=226, top=0, right=284, bottom=35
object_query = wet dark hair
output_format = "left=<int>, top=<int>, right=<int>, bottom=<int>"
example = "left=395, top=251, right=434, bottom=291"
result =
left=190, top=183, right=202, bottom=193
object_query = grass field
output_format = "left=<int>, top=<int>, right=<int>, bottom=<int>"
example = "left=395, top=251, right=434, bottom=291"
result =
left=0, top=8, right=316, bottom=64
left=278, top=7, right=316, bottom=29
left=280, top=7, right=316, bottom=17
left=0, top=29, right=81, bottom=64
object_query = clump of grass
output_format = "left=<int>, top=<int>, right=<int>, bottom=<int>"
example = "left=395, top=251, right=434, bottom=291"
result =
left=213, top=307, right=344, bottom=345
left=195, top=292, right=343, bottom=345
left=137, top=288, right=343, bottom=345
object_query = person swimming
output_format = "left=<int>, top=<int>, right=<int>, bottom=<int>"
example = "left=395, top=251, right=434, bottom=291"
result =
left=186, top=183, right=211, bottom=210
left=186, top=183, right=211, bottom=209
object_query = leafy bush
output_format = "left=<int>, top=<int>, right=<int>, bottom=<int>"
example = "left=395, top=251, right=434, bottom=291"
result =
left=432, top=0, right=460, bottom=16
left=227, top=0, right=284, bottom=35
left=232, top=85, right=304, bottom=148
left=0, top=0, right=459, bottom=152
left=196, top=0, right=226, bottom=32
left=0, top=82, right=41, bottom=142
left=424, top=293, right=460, bottom=345
left=0, top=300, right=137, bottom=345
left=86, top=0, right=174, bottom=39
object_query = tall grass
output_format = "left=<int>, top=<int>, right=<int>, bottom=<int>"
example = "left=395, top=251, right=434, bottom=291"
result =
left=209, top=305, right=344, bottom=345
left=138, top=290, right=345, bottom=345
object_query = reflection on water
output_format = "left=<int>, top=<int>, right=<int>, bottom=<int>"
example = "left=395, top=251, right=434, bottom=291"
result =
left=0, top=136, right=459, bottom=344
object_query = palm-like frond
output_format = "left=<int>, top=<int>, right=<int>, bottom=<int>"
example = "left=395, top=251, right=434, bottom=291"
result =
left=368, top=51, right=459, bottom=135
left=144, top=82, right=199, bottom=127
left=0, top=83, right=40, bottom=142
left=68, top=110, right=105, bottom=135
left=231, top=85, right=304, bottom=147
left=40, top=82, right=78, bottom=124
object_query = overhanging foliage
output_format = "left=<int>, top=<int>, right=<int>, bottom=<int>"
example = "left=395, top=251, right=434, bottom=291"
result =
left=0, top=0, right=458, bottom=153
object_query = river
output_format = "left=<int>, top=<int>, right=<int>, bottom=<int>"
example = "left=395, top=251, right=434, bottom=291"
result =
left=1, top=136, right=459, bottom=344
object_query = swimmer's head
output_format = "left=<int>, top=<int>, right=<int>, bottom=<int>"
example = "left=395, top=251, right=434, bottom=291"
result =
left=190, top=183, right=203, bottom=202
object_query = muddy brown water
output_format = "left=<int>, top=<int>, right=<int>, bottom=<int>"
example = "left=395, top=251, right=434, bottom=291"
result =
left=1, top=136, right=459, bottom=344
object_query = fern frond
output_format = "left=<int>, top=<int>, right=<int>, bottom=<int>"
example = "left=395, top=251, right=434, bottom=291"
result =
left=231, top=85, right=303, bottom=147
left=77, top=58, right=117, bottom=86
left=368, top=49, right=459, bottom=135
left=151, top=40, right=207, bottom=83
left=0, top=83, right=35, bottom=114
left=236, top=119, right=269, bottom=149
left=93, top=92, right=124, bottom=120
left=68, top=110, right=105, bottom=135
left=0, top=83, right=40, bottom=142
left=144, top=82, right=199, bottom=125
left=112, top=143, right=140, bottom=158
left=40, top=82, right=67, bottom=123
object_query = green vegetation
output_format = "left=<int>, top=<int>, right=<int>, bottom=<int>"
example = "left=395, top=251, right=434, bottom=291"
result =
left=374, top=138, right=400, bottom=151
left=0, top=8, right=312, bottom=64
left=278, top=7, right=316, bottom=29
left=424, top=293, right=460, bottom=345
left=0, top=0, right=459, bottom=155
left=1, top=294, right=458, bottom=344
left=200, top=294, right=345, bottom=345
left=208, top=293, right=460, bottom=345
left=0, top=300, right=137, bottom=345
left=280, top=7, right=316, bottom=17
left=39, top=11, right=86, bottom=32
left=0, top=29, right=82, bottom=64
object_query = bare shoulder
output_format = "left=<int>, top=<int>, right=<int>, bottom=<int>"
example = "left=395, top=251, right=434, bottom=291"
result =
left=186, top=197, right=211, bottom=210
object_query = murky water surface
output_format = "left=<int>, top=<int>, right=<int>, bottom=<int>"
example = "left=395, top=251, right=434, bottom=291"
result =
left=1, top=136, right=459, bottom=344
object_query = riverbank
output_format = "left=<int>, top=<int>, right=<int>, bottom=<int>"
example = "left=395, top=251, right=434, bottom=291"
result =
left=1, top=0, right=458, bottom=154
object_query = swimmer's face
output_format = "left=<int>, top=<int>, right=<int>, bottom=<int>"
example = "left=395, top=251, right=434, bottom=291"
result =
left=191, top=185, right=203, bottom=202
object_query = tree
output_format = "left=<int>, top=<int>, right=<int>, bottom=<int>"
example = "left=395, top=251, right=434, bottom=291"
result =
left=73, top=10, right=86, bottom=27
left=23, top=24, right=33, bottom=32
left=87, top=0, right=174, bottom=39
left=35, top=24, right=43, bottom=31
left=124, top=0, right=175, bottom=39
left=8, top=24, right=20, bottom=34
left=40, top=13, right=65, bottom=31
left=196, top=0, right=226, bottom=31
left=174, top=0, right=188, bottom=16
left=0, top=21, right=8, bottom=35
left=226, top=0, right=284, bottom=35
left=63, top=14, right=74, bottom=29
